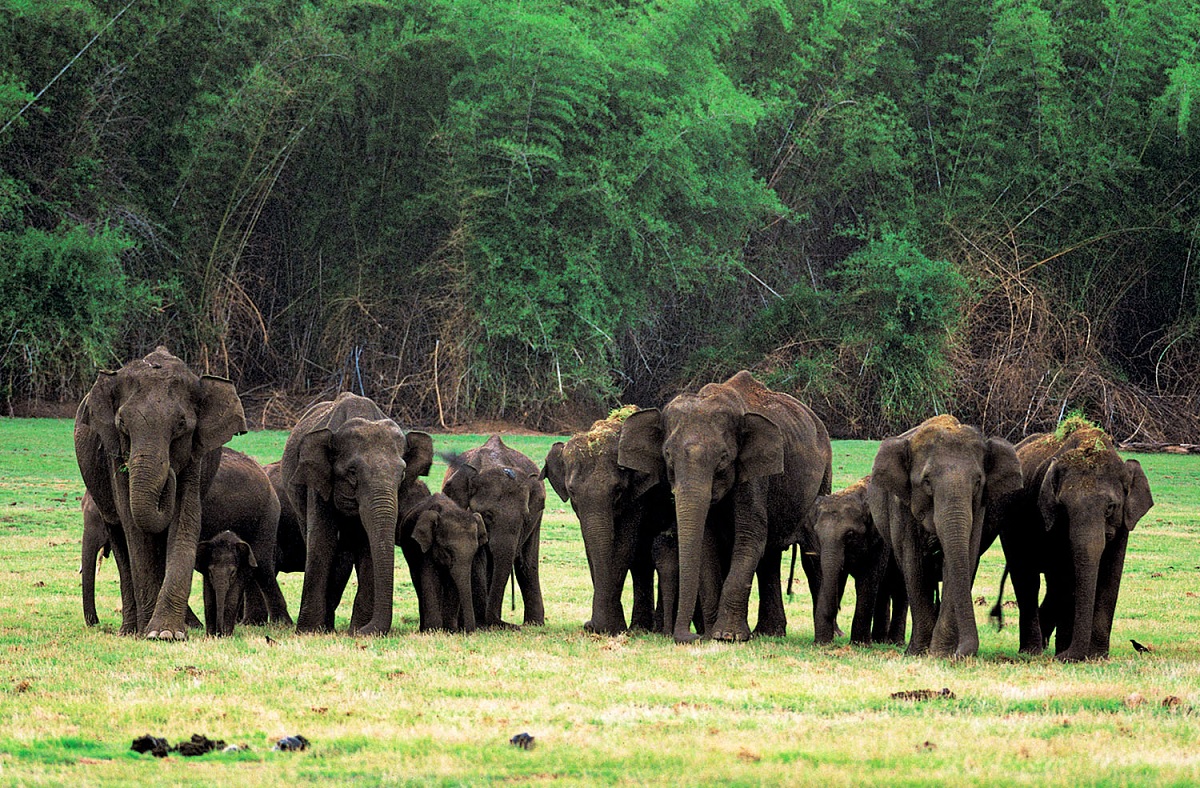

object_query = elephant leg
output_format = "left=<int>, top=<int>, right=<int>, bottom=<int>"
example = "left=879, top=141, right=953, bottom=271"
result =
left=930, top=587, right=959, bottom=656
left=297, top=505, right=339, bottom=633
left=146, top=467, right=203, bottom=641
left=851, top=568, right=881, bottom=645
left=1089, top=532, right=1128, bottom=659
left=629, top=546, right=655, bottom=632
left=753, top=546, right=786, bottom=638
left=898, top=546, right=935, bottom=656
left=106, top=522, right=140, bottom=635
left=242, top=586, right=268, bottom=626
left=202, top=578, right=218, bottom=637
left=1009, top=565, right=1044, bottom=654
left=697, top=524, right=722, bottom=635
left=124, top=526, right=166, bottom=636
left=711, top=510, right=766, bottom=642
left=349, top=552, right=375, bottom=634
left=418, top=562, right=444, bottom=631
left=186, top=605, right=204, bottom=629
left=1043, top=569, right=1071, bottom=655
left=514, top=529, right=545, bottom=626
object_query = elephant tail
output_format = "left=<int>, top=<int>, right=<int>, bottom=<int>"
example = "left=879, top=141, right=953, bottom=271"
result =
left=786, top=544, right=798, bottom=597
left=989, top=566, right=1009, bottom=631
left=440, top=451, right=467, bottom=469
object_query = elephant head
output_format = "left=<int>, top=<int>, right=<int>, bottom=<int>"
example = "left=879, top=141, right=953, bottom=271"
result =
left=409, top=498, right=488, bottom=632
left=1031, top=426, right=1152, bottom=661
left=543, top=413, right=664, bottom=635
left=195, top=530, right=257, bottom=637
left=289, top=394, right=434, bottom=636
left=74, top=347, right=246, bottom=639
left=618, top=379, right=786, bottom=643
left=871, top=415, right=1022, bottom=657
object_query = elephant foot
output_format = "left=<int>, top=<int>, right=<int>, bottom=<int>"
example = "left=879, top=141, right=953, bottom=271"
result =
left=674, top=631, right=701, bottom=645
left=1019, top=644, right=1045, bottom=656
left=354, top=623, right=390, bottom=637
left=753, top=624, right=786, bottom=639
left=146, top=628, right=187, bottom=641
left=486, top=620, right=520, bottom=631
left=712, top=626, right=752, bottom=642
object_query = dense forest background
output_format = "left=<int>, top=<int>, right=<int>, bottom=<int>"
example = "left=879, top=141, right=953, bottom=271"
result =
left=2, top=0, right=1198, bottom=439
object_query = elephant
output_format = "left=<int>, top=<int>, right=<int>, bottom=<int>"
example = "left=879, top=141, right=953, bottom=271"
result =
left=992, top=421, right=1152, bottom=661
left=281, top=392, right=433, bottom=635
left=81, top=447, right=290, bottom=631
left=195, top=530, right=257, bottom=637
left=868, top=414, right=1023, bottom=658
left=541, top=408, right=675, bottom=635
left=442, top=435, right=545, bottom=629
left=618, top=370, right=833, bottom=643
left=811, top=476, right=906, bottom=645
left=74, top=347, right=247, bottom=640
left=398, top=492, right=488, bottom=632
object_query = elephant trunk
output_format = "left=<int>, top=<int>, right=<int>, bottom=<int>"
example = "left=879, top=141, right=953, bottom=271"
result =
left=579, top=503, right=625, bottom=634
left=452, top=563, right=477, bottom=633
left=1061, top=530, right=1105, bottom=661
left=934, top=504, right=979, bottom=657
left=362, top=488, right=399, bottom=635
left=125, top=452, right=177, bottom=535
left=211, top=573, right=240, bottom=636
left=814, top=545, right=844, bottom=644
left=672, top=476, right=713, bottom=644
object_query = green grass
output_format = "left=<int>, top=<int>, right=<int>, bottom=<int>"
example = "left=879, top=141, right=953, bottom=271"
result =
left=1, top=417, right=1199, bottom=784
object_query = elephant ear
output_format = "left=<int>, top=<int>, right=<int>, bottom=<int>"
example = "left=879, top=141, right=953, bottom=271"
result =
left=871, top=436, right=912, bottom=504
left=403, top=431, right=434, bottom=478
left=1037, top=459, right=1065, bottom=532
left=441, top=453, right=479, bottom=505
left=1122, top=459, right=1153, bottom=531
left=238, top=540, right=259, bottom=569
left=195, top=539, right=213, bottom=571
left=195, top=375, right=247, bottom=456
left=79, top=372, right=121, bottom=459
left=474, top=512, right=488, bottom=546
left=984, top=437, right=1023, bottom=512
left=617, top=409, right=665, bottom=482
left=412, top=509, right=439, bottom=553
left=297, top=428, right=334, bottom=503
left=737, top=412, right=784, bottom=480
left=541, top=442, right=570, bottom=502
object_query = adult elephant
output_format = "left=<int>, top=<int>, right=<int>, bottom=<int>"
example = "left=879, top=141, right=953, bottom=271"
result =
left=541, top=408, right=675, bottom=635
left=74, top=347, right=246, bottom=640
left=82, top=448, right=290, bottom=630
left=442, top=435, right=545, bottom=629
left=811, top=476, right=906, bottom=646
left=618, top=370, right=832, bottom=644
left=281, top=392, right=433, bottom=635
left=398, top=492, right=488, bottom=633
left=868, top=415, right=1022, bottom=658
left=995, top=421, right=1152, bottom=661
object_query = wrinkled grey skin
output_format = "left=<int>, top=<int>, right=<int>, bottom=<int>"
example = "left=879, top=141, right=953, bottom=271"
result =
left=443, top=435, right=545, bottom=629
left=811, top=477, right=906, bottom=645
left=618, top=370, right=832, bottom=644
left=992, top=425, right=1152, bottom=661
left=868, top=415, right=1023, bottom=658
left=399, top=492, right=488, bottom=633
left=74, top=347, right=246, bottom=640
left=195, top=530, right=257, bottom=637
left=82, top=448, right=289, bottom=631
left=541, top=415, right=674, bottom=635
left=282, top=392, right=433, bottom=636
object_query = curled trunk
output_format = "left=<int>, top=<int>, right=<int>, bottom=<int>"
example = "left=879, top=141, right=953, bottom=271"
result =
left=126, top=454, right=177, bottom=535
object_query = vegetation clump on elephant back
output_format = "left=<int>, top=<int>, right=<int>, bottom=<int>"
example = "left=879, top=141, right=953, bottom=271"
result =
left=1054, top=412, right=1098, bottom=442
left=568, top=405, right=640, bottom=459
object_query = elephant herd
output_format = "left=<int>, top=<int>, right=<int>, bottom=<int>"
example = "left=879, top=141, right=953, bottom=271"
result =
left=73, top=349, right=1154, bottom=663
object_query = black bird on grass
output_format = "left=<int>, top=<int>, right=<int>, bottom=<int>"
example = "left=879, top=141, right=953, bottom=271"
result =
left=1130, top=639, right=1153, bottom=654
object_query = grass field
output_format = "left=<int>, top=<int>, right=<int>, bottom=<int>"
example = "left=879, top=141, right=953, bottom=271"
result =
left=1, top=417, right=1198, bottom=785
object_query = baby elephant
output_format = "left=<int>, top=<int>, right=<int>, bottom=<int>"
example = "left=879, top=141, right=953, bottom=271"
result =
left=399, top=494, right=488, bottom=633
left=812, top=477, right=906, bottom=645
left=195, top=531, right=258, bottom=637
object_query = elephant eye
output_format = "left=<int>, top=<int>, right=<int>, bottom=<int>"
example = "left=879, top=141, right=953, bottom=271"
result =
left=920, top=478, right=933, bottom=494
left=1105, top=501, right=1118, bottom=519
